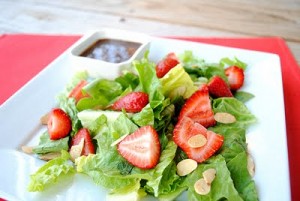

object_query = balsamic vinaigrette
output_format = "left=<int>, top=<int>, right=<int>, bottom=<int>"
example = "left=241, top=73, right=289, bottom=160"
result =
left=80, top=39, right=141, bottom=63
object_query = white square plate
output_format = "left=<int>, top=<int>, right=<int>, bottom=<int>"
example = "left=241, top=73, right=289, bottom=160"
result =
left=0, top=30, right=290, bottom=201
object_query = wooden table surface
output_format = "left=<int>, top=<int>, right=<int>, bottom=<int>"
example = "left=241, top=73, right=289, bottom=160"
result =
left=1, top=0, right=299, bottom=65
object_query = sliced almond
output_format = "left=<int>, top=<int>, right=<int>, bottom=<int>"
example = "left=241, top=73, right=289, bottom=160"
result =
left=21, top=146, right=34, bottom=154
left=70, top=138, right=85, bottom=161
left=176, top=159, right=198, bottom=176
left=214, top=112, right=236, bottom=124
left=111, top=134, right=129, bottom=147
left=247, top=153, right=255, bottom=177
left=202, top=168, right=216, bottom=185
left=194, top=178, right=211, bottom=195
left=40, top=112, right=49, bottom=125
left=39, top=152, right=61, bottom=161
left=188, top=134, right=207, bottom=148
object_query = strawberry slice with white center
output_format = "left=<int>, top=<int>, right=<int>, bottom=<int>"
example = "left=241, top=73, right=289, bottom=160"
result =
left=178, top=85, right=216, bottom=128
left=117, top=125, right=161, bottom=169
left=173, top=116, right=224, bottom=163
left=47, top=108, right=72, bottom=140
left=225, top=66, right=245, bottom=91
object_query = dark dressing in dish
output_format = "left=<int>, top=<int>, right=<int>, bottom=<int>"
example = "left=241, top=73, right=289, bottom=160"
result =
left=80, top=39, right=141, bottom=63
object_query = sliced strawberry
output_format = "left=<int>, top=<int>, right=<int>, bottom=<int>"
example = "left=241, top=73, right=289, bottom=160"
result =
left=156, top=52, right=180, bottom=78
left=47, top=108, right=72, bottom=140
left=225, top=66, right=245, bottom=90
left=68, top=80, right=89, bottom=102
left=71, top=128, right=95, bottom=156
left=208, top=76, right=233, bottom=98
left=111, top=92, right=149, bottom=113
left=178, top=85, right=216, bottom=128
left=117, top=125, right=161, bottom=169
left=173, top=116, right=224, bottom=163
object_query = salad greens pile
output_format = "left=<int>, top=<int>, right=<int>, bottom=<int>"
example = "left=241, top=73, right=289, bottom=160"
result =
left=28, top=50, right=258, bottom=201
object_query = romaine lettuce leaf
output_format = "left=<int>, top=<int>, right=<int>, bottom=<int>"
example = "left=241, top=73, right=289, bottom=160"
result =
left=76, top=154, right=140, bottom=194
left=211, top=126, right=259, bottom=201
left=219, top=57, right=247, bottom=70
left=180, top=50, right=227, bottom=81
left=57, top=94, right=82, bottom=136
left=212, top=97, right=256, bottom=129
left=144, top=141, right=178, bottom=197
left=132, top=104, right=154, bottom=127
left=160, top=64, right=198, bottom=100
left=186, top=155, right=243, bottom=201
left=133, top=55, right=163, bottom=102
left=32, top=132, right=69, bottom=154
left=28, top=150, right=75, bottom=192
left=114, top=72, right=140, bottom=91
left=76, top=78, right=123, bottom=111
left=234, top=91, right=255, bottom=103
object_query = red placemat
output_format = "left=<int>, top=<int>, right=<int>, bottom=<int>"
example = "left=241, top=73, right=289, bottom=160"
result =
left=0, top=34, right=299, bottom=201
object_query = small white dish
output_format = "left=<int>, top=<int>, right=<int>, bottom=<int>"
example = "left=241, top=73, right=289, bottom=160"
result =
left=69, top=28, right=151, bottom=79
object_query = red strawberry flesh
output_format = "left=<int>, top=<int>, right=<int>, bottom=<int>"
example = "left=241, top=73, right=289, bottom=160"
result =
left=112, top=92, right=149, bottom=113
left=156, top=52, right=180, bottom=78
left=208, top=76, right=233, bottom=98
left=47, top=108, right=72, bottom=140
left=178, top=85, right=216, bottom=128
left=68, top=80, right=89, bottom=103
left=173, top=116, right=224, bottom=163
left=71, top=128, right=95, bottom=156
left=225, top=66, right=245, bottom=91
left=117, top=125, right=161, bottom=169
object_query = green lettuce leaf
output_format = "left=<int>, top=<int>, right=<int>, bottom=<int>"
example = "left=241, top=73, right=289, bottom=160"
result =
left=211, top=126, right=258, bottom=201
left=57, top=94, right=82, bottom=136
left=76, top=78, right=123, bottom=111
left=212, top=97, right=256, bottom=129
left=180, top=51, right=227, bottom=81
left=186, top=155, right=243, bottom=201
left=115, top=72, right=140, bottom=91
left=234, top=91, right=255, bottom=103
left=220, top=57, right=247, bottom=70
left=132, top=104, right=154, bottom=127
left=56, top=71, right=88, bottom=135
left=76, top=154, right=140, bottom=194
left=28, top=150, right=75, bottom=192
left=144, top=141, right=178, bottom=197
left=32, top=132, right=69, bottom=154
left=133, top=55, right=163, bottom=102
left=160, top=64, right=198, bottom=100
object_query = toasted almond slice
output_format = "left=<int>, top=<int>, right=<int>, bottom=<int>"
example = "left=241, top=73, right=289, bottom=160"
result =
left=188, top=134, right=207, bottom=148
left=70, top=138, right=85, bottom=161
left=194, top=178, right=211, bottom=195
left=21, top=146, right=34, bottom=154
left=40, top=112, right=49, bottom=125
left=177, top=159, right=198, bottom=176
left=214, top=112, right=236, bottom=124
left=111, top=134, right=129, bottom=147
left=202, top=168, right=216, bottom=184
left=39, top=152, right=61, bottom=161
left=247, top=153, right=255, bottom=177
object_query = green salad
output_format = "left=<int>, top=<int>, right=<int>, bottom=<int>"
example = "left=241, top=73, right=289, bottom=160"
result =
left=27, top=50, right=258, bottom=201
